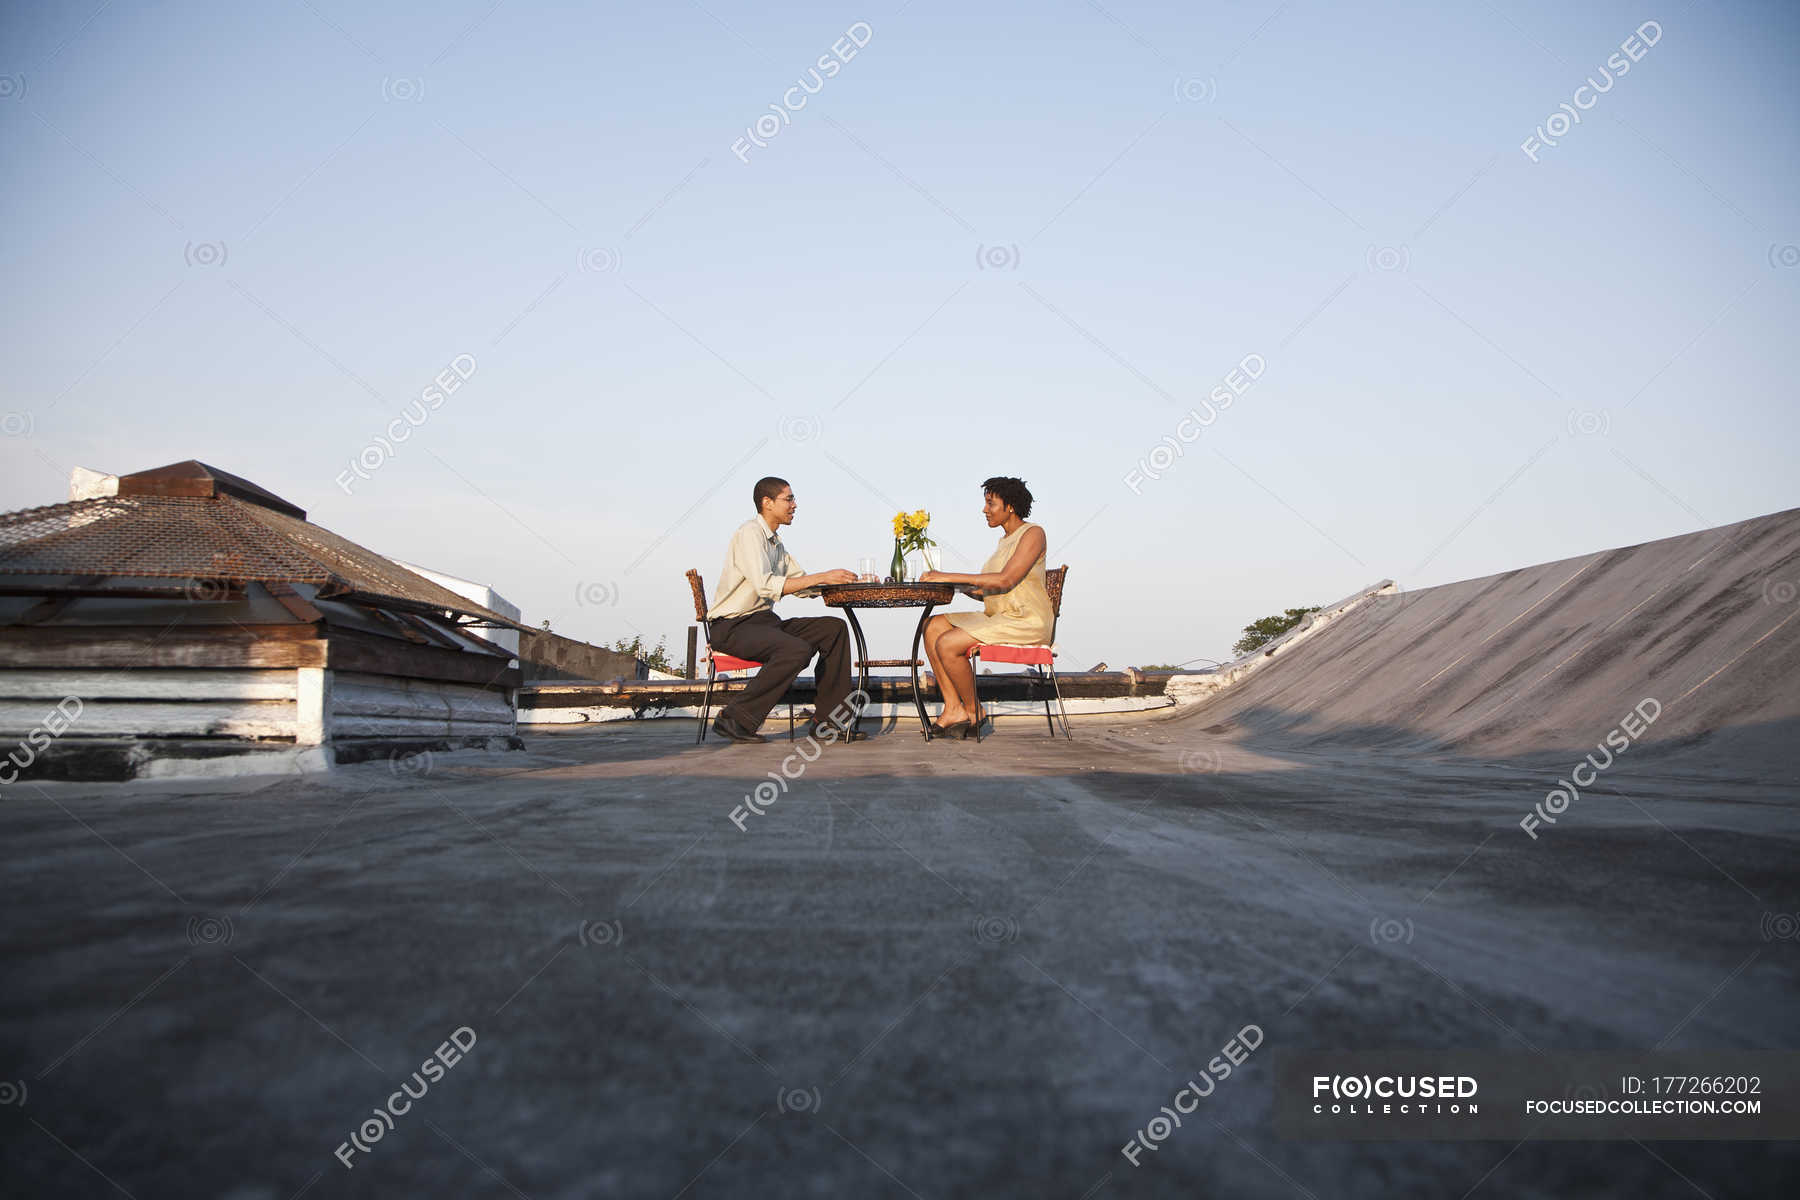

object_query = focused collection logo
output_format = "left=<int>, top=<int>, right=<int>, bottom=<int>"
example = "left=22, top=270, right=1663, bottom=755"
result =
left=1311, top=1073, right=1480, bottom=1117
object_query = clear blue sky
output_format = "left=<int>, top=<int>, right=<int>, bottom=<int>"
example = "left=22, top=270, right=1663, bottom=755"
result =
left=4, top=1, right=1796, bottom=667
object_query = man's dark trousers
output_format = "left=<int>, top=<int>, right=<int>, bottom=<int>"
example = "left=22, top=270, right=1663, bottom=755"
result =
left=710, top=611, right=853, bottom=734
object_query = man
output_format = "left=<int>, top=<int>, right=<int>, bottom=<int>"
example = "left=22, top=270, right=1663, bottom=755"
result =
left=706, top=477, right=862, bottom=744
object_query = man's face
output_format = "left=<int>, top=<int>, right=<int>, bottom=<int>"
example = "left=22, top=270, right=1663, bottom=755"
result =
left=764, top=487, right=797, bottom=527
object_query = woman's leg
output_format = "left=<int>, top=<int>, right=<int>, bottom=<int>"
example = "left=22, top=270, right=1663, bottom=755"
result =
left=922, top=613, right=951, bottom=660
left=935, top=627, right=983, bottom=724
left=921, top=615, right=967, bottom=724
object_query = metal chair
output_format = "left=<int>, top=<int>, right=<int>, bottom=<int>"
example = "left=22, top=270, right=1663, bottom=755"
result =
left=685, top=569, right=796, bottom=743
left=965, top=564, right=1072, bottom=738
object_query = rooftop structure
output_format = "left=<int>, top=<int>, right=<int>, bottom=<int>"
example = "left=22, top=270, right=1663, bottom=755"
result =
left=0, top=461, right=529, bottom=778
left=2, top=460, right=528, bottom=631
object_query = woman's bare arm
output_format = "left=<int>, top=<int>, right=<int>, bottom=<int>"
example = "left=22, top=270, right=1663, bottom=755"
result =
left=920, top=525, right=1046, bottom=592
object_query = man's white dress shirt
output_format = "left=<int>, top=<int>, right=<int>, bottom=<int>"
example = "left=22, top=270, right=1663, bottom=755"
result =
left=707, top=516, right=804, bottom=620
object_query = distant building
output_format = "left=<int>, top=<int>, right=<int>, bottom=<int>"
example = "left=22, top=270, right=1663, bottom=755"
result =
left=0, top=461, right=529, bottom=781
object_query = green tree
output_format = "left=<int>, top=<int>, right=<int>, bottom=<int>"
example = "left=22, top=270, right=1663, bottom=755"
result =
left=1231, top=606, right=1320, bottom=658
left=611, top=634, right=683, bottom=676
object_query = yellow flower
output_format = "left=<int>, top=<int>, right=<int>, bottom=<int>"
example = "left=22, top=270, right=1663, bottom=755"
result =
left=893, top=509, right=933, bottom=542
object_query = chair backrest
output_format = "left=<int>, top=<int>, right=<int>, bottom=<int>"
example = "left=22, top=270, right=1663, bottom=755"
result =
left=684, top=569, right=709, bottom=623
left=1045, top=564, right=1068, bottom=618
left=1042, top=564, right=1069, bottom=648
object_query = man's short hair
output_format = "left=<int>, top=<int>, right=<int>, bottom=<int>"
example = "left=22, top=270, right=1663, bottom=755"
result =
left=753, top=476, right=790, bottom=513
left=982, top=476, right=1033, bottom=519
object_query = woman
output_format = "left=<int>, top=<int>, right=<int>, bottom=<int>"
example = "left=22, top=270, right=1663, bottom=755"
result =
left=919, top=476, right=1053, bottom=739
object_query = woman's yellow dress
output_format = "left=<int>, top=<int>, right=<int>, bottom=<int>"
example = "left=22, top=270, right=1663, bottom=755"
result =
left=945, top=521, right=1054, bottom=645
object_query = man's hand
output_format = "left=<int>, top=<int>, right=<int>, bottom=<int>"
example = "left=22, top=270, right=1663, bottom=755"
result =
left=785, top=569, right=854, bottom=597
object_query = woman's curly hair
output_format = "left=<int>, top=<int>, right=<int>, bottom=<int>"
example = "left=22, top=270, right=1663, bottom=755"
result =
left=981, top=476, right=1033, bottom=519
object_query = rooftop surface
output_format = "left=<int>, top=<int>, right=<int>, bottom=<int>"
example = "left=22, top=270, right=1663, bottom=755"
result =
left=3, top=710, right=1795, bottom=1198
left=4, top=508, right=1799, bottom=1197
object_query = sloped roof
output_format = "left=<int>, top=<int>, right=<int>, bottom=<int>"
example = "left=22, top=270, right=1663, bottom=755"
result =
left=0, top=462, right=530, bottom=633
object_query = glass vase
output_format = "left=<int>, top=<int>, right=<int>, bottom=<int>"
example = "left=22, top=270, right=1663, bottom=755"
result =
left=890, top=539, right=906, bottom=583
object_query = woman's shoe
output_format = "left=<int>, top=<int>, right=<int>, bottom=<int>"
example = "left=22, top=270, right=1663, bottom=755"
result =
left=962, top=709, right=993, bottom=741
left=930, top=720, right=970, bottom=740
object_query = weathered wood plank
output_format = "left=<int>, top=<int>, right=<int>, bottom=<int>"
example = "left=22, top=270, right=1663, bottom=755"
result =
left=0, top=628, right=325, bottom=669
left=0, top=670, right=298, bottom=701
left=328, top=673, right=514, bottom=739
left=324, top=632, right=517, bottom=689
left=0, top=699, right=295, bottom=738
left=327, top=714, right=514, bottom=738
left=332, top=670, right=517, bottom=701
left=331, top=686, right=512, bottom=722
left=259, top=581, right=325, bottom=624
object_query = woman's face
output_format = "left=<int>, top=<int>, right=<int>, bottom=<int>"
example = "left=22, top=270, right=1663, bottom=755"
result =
left=982, top=491, right=1010, bottom=527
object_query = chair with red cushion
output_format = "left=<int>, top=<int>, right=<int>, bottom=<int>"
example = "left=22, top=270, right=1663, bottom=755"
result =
left=685, top=569, right=796, bottom=743
left=964, top=564, right=1072, bottom=738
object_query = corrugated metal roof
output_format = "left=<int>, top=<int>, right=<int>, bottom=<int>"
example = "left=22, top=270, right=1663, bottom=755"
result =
left=0, top=492, right=530, bottom=633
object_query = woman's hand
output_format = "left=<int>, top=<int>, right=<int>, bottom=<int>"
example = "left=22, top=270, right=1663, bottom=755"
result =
left=920, top=570, right=945, bottom=582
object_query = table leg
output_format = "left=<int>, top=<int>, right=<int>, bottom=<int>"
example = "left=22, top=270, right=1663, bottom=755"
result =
left=911, top=603, right=936, bottom=741
left=843, top=607, right=870, bottom=736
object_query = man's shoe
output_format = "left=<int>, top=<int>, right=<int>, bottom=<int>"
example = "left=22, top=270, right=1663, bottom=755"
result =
left=712, top=716, right=767, bottom=744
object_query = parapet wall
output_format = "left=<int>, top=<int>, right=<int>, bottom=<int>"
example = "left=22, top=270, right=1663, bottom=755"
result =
left=517, top=629, right=645, bottom=684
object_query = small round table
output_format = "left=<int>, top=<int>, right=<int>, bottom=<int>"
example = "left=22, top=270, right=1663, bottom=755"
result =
left=818, top=581, right=957, bottom=740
